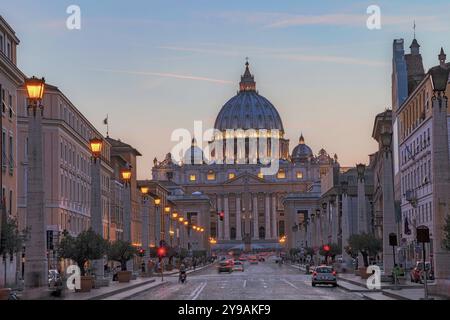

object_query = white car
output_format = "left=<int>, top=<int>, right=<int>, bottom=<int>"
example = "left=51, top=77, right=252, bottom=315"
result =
left=233, top=261, right=245, bottom=272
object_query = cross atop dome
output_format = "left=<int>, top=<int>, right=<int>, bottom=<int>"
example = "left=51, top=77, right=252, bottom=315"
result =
left=239, top=58, right=256, bottom=92
left=299, top=133, right=305, bottom=144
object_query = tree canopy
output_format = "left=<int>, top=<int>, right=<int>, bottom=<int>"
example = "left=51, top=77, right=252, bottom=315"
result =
left=58, top=229, right=108, bottom=275
left=108, top=239, right=137, bottom=271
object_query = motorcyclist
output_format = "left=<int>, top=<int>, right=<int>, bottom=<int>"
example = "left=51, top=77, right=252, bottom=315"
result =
left=179, top=263, right=187, bottom=283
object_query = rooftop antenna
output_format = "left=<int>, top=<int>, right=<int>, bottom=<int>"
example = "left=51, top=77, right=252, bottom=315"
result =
left=413, top=20, right=416, bottom=39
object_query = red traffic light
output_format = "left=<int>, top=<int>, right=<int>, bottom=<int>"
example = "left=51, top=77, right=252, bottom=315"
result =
left=323, top=245, right=330, bottom=252
left=219, top=211, right=224, bottom=221
left=138, top=248, right=145, bottom=256
left=157, top=246, right=166, bottom=257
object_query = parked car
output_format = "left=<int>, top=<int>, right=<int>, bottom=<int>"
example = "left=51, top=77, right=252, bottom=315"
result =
left=410, top=261, right=434, bottom=283
left=233, top=261, right=245, bottom=272
left=249, top=256, right=258, bottom=264
left=312, top=266, right=337, bottom=287
left=218, top=260, right=234, bottom=273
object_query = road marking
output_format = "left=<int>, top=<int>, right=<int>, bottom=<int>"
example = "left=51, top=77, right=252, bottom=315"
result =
left=191, top=282, right=207, bottom=300
left=282, top=278, right=299, bottom=289
left=243, top=280, right=247, bottom=288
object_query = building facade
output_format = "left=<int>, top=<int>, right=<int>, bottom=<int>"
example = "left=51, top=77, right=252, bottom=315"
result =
left=17, top=84, right=113, bottom=270
left=152, top=63, right=337, bottom=251
left=0, top=15, right=24, bottom=287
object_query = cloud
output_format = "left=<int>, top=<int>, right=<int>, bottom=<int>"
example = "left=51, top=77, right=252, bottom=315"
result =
left=89, top=68, right=233, bottom=85
left=157, top=44, right=386, bottom=67
left=213, top=11, right=438, bottom=30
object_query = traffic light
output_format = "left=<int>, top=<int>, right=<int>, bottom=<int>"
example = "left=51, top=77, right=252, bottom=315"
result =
left=323, top=245, right=330, bottom=252
left=46, top=230, right=54, bottom=251
left=157, top=246, right=166, bottom=258
left=138, top=248, right=145, bottom=257
left=219, top=211, right=224, bottom=221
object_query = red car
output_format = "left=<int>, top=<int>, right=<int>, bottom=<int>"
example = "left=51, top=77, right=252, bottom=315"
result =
left=410, top=262, right=434, bottom=283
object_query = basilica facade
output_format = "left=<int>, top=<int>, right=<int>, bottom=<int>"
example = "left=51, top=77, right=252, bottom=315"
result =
left=152, top=62, right=338, bottom=250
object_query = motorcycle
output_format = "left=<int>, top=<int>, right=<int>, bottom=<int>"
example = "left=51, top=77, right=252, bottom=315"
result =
left=179, top=271, right=187, bottom=284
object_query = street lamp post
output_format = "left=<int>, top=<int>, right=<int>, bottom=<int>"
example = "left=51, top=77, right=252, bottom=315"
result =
left=121, top=165, right=132, bottom=271
left=89, top=137, right=105, bottom=279
left=140, top=186, right=150, bottom=275
left=154, top=197, right=161, bottom=246
left=24, top=77, right=48, bottom=290
left=379, top=130, right=397, bottom=276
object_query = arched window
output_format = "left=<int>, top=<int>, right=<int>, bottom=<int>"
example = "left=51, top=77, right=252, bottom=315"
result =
left=230, top=227, right=236, bottom=240
left=259, top=226, right=265, bottom=239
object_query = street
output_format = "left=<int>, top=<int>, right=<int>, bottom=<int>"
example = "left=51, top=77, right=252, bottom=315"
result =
left=132, top=261, right=363, bottom=300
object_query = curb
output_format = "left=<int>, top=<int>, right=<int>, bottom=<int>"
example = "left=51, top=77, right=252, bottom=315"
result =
left=87, top=279, right=156, bottom=300
left=95, top=263, right=215, bottom=300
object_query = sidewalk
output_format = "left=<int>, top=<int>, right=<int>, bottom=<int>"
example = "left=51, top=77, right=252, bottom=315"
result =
left=289, top=263, right=447, bottom=300
left=61, top=262, right=214, bottom=300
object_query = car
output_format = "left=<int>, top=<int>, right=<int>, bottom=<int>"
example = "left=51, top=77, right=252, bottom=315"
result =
left=312, top=266, right=337, bottom=287
left=258, top=256, right=265, bottom=262
left=248, top=256, right=258, bottom=264
left=218, top=260, right=234, bottom=273
left=410, top=261, right=434, bottom=283
left=238, top=256, right=247, bottom=262
left=233, top=261, right=245, bottom=272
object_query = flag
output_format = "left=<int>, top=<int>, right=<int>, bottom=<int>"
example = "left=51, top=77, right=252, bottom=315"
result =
left=103, top=116, right=108, bottom=125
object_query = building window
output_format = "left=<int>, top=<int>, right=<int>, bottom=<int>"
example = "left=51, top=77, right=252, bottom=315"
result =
left=230, top=227, right=236, bottom=240
left=296, top=171, right=303, bottom=179
left=8, top=135, right=13, bottom=174
left=277, top=169, right=286, bottom=179
left=259, top=226, right=265, bottom=239
left=228, top=172, right=235, bottom=180
left=189, top=174, right=196, bottom=182
left=207, top=171, right=215, bottom=181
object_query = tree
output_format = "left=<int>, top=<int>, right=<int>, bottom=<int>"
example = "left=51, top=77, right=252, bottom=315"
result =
left=444, top=215, right=450, bottom=251
left=0, top=218, right=28, bottom=286
left=348, top=233, right=382, bottom=267
left=107, top=240, right=137, bottom=271
left=58, top=229, right=108, bottom=276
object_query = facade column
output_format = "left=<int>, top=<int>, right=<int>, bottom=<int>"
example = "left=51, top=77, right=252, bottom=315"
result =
left=264, top=194, right=271, bottom=239
left=357, top=168, right=368, bottom=234
left=341, top=192, right=351, bottom=262
left=252, top=194, right=258, bottom=240
left=331, top=200, right=338, bottom=244
left=430, top=92, right=450, bottom=292
left=91, top=160, right=104, bottom=278
left=217, top=195, right=223, bottom=240
left=141, top=197, right=150, bottom=272
left=24, top=109, right=47, bottom=288
left=224, top=195, right=230, bottom=240
left=236, top=196, right=242, bottom=240
left=271, top=194, right=277, bottom=240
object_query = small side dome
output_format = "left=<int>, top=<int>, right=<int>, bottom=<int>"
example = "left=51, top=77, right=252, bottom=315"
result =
left=291, top=133, right=313, bottom=162
left=183, top=139, right=205, bottom=165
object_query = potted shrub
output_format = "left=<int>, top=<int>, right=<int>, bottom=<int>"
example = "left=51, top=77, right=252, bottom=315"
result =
left=108, top=240, right=137, bottom=283
left=0, top=218, right=27, bottom=299
left=348, top=233, right=382, bottom=279
left=58, top=229, right=108, bottom=292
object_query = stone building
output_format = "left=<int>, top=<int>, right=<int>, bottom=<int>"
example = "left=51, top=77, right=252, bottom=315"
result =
left=0, top=15, right=24, bottom=287
left=152, top=62, right=337, bottom=251
left=17, top=84, right=113, bottom=270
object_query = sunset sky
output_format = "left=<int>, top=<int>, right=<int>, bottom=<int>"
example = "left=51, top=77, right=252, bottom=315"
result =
left=3, top=0, right=450, bottom=178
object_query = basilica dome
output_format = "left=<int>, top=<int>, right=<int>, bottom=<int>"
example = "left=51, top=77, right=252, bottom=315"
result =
left=214, top=62, right=284, bottom=132
left=291, top=134, right=313, bottom=162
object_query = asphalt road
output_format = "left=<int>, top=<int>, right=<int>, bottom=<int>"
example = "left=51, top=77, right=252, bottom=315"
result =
left=132, top=260, right=363, bottom=300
